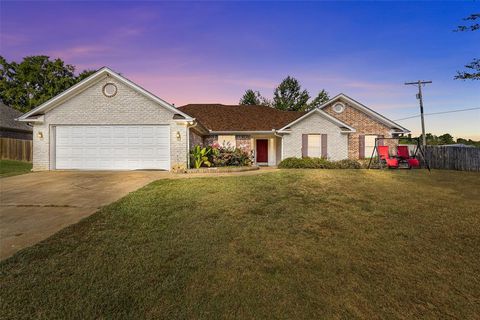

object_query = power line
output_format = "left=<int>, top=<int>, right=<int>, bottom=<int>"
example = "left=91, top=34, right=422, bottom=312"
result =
left=394, top=107, right=480, bottom=121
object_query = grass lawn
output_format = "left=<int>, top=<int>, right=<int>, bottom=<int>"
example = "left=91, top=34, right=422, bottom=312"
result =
left=1, top=170, right=479, bottom=319
left=0, top=159, right=32, bottom=178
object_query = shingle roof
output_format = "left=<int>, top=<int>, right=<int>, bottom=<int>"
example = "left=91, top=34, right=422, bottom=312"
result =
left=178, top=104, right=306, bottom=131
left=0, top=102, right=33, bottom=132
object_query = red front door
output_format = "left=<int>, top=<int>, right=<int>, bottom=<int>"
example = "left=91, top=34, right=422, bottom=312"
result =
left=256, top=139, right=268, bottom=163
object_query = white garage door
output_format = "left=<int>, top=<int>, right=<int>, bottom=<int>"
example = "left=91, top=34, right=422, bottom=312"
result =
left=55, top=125, right=170, bottom=170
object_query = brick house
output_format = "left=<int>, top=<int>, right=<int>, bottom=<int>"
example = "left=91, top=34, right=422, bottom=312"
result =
left=179, top=94, right=409, bottom=165
left=17, top=67, right=409, bottom=171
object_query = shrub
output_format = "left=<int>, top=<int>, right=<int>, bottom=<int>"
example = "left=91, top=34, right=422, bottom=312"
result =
left=278, top=157, right=335, bottom=169
left=211, top=145, right=253, bottom=167
left=190, top=144, right=253, bottom=167
left=278, top=157, right=362, bottom=169
left=335, top=159, right=362, bottom=169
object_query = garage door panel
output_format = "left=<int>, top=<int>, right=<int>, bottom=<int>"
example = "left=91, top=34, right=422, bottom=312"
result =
left=55, top=125, right=170, bottom=170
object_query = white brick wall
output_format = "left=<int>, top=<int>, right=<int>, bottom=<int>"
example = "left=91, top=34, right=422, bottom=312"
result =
left=282, top=112, right=348, bottom=161
left=32, top=76, right=187, bottom=171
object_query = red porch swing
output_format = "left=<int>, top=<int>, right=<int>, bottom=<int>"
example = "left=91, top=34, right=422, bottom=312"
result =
left=367, top=137, right=430, bottom=171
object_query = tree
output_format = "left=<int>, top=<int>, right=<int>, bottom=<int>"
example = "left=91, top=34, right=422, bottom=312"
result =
left=0, top=55, right=96, bottom=112
left=305, top=89, right=330, bottom=111
left=438, top=133, right=455, bottom=145
left=454, top=14, right=480, bottom=80
left=454, top=59, right=480, bottom=81
left=239, top=89, right=272, bottom=106
left=77, top=69, right=96, bottom=81
left=272, top=76, right=310, bottom=111
left=239, top=89, right=262, bottom=105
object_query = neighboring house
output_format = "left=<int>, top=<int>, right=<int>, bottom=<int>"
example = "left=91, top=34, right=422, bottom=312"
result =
left=1, top=102, right=33, bottom=140
left=17, top=67, right=409, bottom=171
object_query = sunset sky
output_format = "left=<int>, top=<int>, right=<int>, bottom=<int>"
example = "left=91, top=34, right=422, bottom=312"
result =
left=1, top=1, right=479, bottom=139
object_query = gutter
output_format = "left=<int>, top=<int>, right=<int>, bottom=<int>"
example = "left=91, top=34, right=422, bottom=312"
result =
left=208, top=130, right=277, bottom=135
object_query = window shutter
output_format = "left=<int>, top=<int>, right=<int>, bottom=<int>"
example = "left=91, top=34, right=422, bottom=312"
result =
left=302, top=134, right=308, bottom=158
left=378, top=135, right=384, bottom=146
left=359, top=135, right=365, bottom=159
left=321, top=134, right=328, bottom=158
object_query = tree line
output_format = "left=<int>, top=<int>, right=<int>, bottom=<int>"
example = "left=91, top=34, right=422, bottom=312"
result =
left=399, top=133, right=480, bottom=147
left=239, top=76, right=330, bottom=112
left=0, top=56, right=95, bottom=112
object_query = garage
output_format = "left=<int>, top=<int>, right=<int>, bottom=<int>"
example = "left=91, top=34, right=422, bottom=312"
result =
left=55, top=125, right=170, bottom=170
left=17, top=68, right=193, bottom=171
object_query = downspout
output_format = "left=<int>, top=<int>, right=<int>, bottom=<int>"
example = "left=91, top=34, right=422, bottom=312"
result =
left=185, top=120, right=197, bottom=169
left=273, top=129, right=283, bottom=164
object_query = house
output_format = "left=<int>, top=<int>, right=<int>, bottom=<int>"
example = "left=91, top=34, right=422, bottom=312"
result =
left=17, top=67, right=409, bottom=171
left=1, top=102, right=33, bottom=140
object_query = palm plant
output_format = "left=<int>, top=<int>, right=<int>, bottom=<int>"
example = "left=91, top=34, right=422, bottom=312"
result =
left=190, top=146, right=212, bottom=169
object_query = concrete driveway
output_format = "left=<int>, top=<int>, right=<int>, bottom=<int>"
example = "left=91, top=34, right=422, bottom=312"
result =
left=0, top=171, right=170, bottom=260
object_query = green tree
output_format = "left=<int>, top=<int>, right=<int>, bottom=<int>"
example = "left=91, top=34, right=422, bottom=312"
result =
left=239, top=89, right=272, bottom=106
left=305, top=89, right=330, bottom=111
left=77, top=69, right=96, bottom=81
left=0, top=56, right=95, bottom=112
left=239, top=89, right=262, bottom=105
left=272, top=76, right=310, bottom=111
left=454, top=14, right=480, bottom=80
left=438, top=133, right=455, bottom=145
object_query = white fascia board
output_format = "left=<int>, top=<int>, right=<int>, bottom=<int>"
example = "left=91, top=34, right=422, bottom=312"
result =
left=16, top=114, right=44, bottom=123
left=17, top=67, right=193, bottom=121
left=173, top=118, right=196, bottom=123
left=319, top=93, right=410, bottom=133
left=278, top=109, right=355, bottom=132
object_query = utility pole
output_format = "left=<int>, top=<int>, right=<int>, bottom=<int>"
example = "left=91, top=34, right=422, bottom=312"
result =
left=404, top=80, right=432, bottom=148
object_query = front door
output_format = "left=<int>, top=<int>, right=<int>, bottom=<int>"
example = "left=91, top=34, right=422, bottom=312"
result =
left=256, top=139, right=268, bottom=163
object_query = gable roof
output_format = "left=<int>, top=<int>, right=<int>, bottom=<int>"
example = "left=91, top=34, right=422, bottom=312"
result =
left=278, top=108, right=355, bottom=133
left=319, top=93, right=410, bottom=133
left=0, top=102, right=32, bottom=132
left=17, top=67, right=193, bottom=122
left=178, top=104, right=306, bottom=132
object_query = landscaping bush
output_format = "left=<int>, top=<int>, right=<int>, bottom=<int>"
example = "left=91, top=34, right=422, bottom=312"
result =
left=190, top=144, right=253, bottom=168
left=278, top=157, right=362, bottom=169
left=335, top=159, right=362, bottom=169
left=278, top=157, right=335, bottom=169
left=211, top=144, right=253, bottom=167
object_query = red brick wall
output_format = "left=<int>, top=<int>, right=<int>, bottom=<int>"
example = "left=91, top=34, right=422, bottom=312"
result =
left=189, top=129, right=204, bottom=149
left=323, top=103, right=397, bottom=159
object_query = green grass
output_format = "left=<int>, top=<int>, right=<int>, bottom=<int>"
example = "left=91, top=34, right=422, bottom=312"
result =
left=0, top=159, right=32, bottom=177
left=1, top=170, right=479, bottom=319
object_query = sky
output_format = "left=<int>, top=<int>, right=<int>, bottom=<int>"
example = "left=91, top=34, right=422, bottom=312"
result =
left=1, top=1, right=479, bottom=139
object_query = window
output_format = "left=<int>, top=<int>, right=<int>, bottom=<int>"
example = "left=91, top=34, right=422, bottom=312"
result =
left=218, top=135, right=236, bottom=148
left=307, top=134, right=322, bottom=157
left=102, top=83, right=117, bottom=97
left=364, top=135, right=378, bottom=158
left=333, top=102, right=345, bottom=114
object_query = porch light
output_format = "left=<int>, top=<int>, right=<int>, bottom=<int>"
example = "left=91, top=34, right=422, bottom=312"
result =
left=176, top=131, right=181, bottom=140
left=37, top=131, right=43, bottom=139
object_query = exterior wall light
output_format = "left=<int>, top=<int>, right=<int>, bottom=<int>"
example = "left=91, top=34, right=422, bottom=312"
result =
left=37, top=131, right=43, bottom=139
left=176, top=131, right=181, bottom=140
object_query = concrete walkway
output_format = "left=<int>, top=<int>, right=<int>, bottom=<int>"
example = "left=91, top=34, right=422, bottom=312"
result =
left=0, top=168, right=277, bottom=260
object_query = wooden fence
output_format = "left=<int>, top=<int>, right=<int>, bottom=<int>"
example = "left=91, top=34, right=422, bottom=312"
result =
left=423, top=146, right=480, bottom=172
left=0, top=138, right=33, bottom=162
